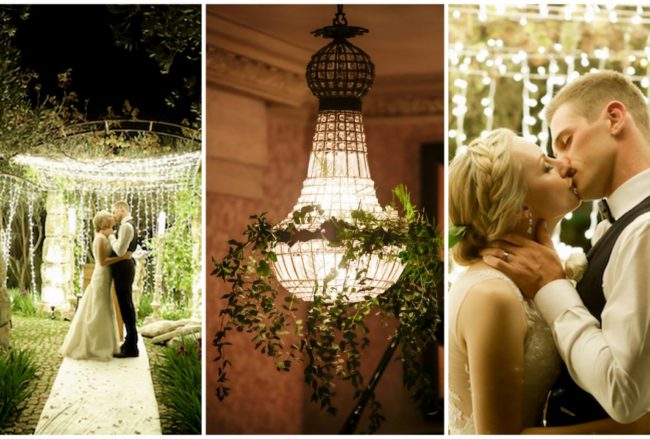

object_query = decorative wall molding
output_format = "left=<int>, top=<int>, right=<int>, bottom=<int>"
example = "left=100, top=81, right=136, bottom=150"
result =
left=365, top=73, right=445, bottom=118
left=207, top=46, right=309, bottom=107
left=364, top=94, right=445, bottom=118
left=206, top=12, right=311, bottom=107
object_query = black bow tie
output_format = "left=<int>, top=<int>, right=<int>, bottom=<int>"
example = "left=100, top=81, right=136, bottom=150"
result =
left=598, top=199, right=616, bottom=223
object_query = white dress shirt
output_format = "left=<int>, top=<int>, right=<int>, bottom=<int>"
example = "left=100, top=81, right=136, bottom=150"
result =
left=109, top=215, right=134, bottom=257
left=535, top=167, right=650, bottom=424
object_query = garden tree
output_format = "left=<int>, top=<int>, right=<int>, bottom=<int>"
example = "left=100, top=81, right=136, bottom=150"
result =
left=0, top=7, right=85, bottom=176
left=7, top=201, right=45, bottom=293
left=107, top=4, right=201, bottom=125
left=0, top=7, right=84, bottom=348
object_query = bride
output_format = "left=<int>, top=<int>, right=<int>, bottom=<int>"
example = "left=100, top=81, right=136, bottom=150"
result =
left=60, top=211, right=132, bottom=361
left=448, top=129, right=650, bottom=434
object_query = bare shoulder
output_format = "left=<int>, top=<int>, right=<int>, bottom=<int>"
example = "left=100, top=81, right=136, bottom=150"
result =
left=459, top=278, right=527, bottom=338
left=465, top=278, right=522, bottom=310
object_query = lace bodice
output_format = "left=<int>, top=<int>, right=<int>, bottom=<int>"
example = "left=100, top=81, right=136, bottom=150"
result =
left=448, top=267, right=561, bottom=434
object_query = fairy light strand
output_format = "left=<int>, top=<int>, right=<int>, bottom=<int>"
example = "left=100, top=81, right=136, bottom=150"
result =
left=449, top=2, right=650, bottom=242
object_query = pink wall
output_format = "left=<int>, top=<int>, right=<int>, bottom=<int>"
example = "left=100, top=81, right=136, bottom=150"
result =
left=206, top=106, right=444, bottom=433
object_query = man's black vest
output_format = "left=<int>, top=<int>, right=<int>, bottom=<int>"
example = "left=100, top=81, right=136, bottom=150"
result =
left=111, top=219, right=138, bottom=257
left=545, top=195, right=650, bottom=425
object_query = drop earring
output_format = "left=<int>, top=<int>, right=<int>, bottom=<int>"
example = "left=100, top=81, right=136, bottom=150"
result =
left=527, top=211, right=533, bottom=235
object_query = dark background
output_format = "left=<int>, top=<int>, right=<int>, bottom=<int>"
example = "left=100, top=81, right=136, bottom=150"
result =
left=13, top=5, right=199, bottom=123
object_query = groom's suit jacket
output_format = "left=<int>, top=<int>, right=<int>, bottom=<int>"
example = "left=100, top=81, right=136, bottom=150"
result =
left=538, top=169, right=650, bottom=425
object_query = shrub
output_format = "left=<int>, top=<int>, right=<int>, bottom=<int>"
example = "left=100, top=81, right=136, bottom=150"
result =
left=9, top=289, right=36, bottom=317
left=137, top=293, right=153, bottom=325
left=0, top=348, right=38, bottom=429
left=160, top=305, right=191, bottom=321
left=154, top=336, right=201, bottom=434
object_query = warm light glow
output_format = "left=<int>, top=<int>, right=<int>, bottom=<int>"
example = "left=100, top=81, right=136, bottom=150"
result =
left=272, top=110, right=404, bottom=302
left=67, top=207, right=77, bottom=234
left=13, top=151, right=200, bottom=191
left=42, top=285, right=66, bottom=306
left=157, top=211, right=167, bottom=237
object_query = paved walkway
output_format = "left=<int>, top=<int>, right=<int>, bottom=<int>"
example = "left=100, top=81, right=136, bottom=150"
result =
left=1, top=316, right=171, bottom=434
left=35, top=337, right=161, bottom=435
left=0, top=316, right=68, bottom=434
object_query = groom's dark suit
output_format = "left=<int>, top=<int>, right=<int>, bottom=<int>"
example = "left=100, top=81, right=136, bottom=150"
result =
left=545, top=195, right=650, bottom=425
left=110, top=218, right=139, bottom=354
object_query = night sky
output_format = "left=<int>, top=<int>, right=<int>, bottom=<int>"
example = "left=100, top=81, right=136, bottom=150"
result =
left=13, top=5, right=200, bottom=123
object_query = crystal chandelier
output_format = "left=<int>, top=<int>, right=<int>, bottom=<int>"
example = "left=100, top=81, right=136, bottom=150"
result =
left=271, top=6, right=404, bottom=303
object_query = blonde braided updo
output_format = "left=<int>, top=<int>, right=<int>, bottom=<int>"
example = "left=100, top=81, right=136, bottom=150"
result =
left=449, top=129, right=527, bottom=265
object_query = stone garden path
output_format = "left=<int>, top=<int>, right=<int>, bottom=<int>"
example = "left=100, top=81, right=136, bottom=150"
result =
left=34, top=337, right=161, bottom=435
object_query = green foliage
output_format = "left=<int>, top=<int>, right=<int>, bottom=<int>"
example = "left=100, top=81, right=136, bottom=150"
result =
left=212, top=186, right=443, bottom=432
left=0, top=7, right=86, bottom=176
left=154, top=177, right=200, bottom=316
left=137, top=293, right=153, bottom=325
left=107, top=5, right=201, bottom=124
left=161, top=305, right=192, bottom=322
left=0, top=347, right=38, bottom=429
left=154, top=336, right=201, bottom=434
left=9, top=289, right=36, bottom=317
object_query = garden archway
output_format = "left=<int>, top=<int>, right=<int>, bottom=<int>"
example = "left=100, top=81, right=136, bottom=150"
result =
left=1, top=120, right=202, bottom=326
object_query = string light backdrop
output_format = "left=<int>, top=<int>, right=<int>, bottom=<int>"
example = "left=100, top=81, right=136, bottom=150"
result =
left=0, top=175, right=40, bottom=298
left=448, top=3, right=650, bottom=251
left=3, top=123, right=201, bottom=313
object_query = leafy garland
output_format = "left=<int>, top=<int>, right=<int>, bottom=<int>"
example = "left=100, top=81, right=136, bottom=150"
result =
left=212, top=185, right=443, bottom=433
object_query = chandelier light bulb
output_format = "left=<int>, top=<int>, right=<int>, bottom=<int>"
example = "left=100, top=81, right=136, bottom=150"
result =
left=271, top=7, right=404, bottom=303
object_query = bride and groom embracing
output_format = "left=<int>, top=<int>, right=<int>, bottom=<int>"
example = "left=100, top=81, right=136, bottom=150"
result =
left=449, top=71, right=650, bottom=434
left=60, top=201, right=140, bottom=361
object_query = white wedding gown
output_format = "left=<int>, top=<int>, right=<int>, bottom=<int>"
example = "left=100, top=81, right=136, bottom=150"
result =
left=60, top=234, right=120, bottom=361
left=448, top=267, right=561, bottom=434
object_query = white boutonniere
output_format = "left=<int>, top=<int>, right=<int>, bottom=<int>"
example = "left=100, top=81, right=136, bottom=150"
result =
left=565, top=251, right=588, bottom=283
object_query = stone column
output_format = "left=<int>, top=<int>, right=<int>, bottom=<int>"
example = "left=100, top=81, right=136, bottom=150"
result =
left=40, top=192, right=75, bottom=317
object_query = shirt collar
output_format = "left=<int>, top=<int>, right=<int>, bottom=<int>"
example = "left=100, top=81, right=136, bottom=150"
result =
left=606, top=168, right=650, bottom=220
left=121, top=215, right=133, bottom=225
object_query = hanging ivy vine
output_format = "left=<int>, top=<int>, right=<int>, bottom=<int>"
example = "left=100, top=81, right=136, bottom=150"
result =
left=212, top=185, right=443, bottom=433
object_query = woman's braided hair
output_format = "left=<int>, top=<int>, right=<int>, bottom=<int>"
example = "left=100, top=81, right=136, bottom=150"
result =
left=449, top=129, right=527, bottom=265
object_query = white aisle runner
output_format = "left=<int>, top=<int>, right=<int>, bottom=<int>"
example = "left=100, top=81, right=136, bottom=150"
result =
left=35, top=338, right=161, bottom=435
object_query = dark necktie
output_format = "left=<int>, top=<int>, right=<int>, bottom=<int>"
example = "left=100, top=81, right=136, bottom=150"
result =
left=598, top=199, right=615, bottom=223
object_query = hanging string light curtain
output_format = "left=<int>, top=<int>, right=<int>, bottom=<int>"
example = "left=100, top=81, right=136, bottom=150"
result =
left=449, top=3, right=650, bottom=153
left=271, top=6, right=404, bottom=303
left=8, top=147, right=200, bottom=299
left=449, top=3, right=649, bottom=249
left=13, top=151, right=200, bottom=192
left=0, top=174, right=40, bottom=290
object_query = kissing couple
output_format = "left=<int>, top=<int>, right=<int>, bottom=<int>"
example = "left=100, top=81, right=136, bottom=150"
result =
left=60, top=201, right=140, bottom=360
left=449, top=71, right=650, bottom=434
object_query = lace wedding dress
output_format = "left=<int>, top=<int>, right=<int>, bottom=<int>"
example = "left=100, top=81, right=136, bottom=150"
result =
left=60, top=234, right=120, bottom=361
left=449, top=267, right=561, bottom=434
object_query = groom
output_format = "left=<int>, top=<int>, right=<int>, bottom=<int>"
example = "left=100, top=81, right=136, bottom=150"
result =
left=482, top=71, right=650, bottom=425
left=110, top=201, right=139, bottom=358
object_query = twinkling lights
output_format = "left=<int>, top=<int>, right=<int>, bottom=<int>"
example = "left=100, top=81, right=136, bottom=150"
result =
left=28, top=191, right=37, bottom=300
left=449, top=3, right=650, bottom=153
left=4, top=148, right=201, bottom=313
left=449, top=3, right=648, bottom=253
left=14, top=151, right=200, bottom=191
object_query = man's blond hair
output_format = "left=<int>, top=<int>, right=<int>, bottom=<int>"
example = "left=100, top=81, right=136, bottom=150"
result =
left=449, top=129, right=527, bottom=265
left=546, top=70, right=650, bottom=139
left=113, top=200, right=130, bottom=213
